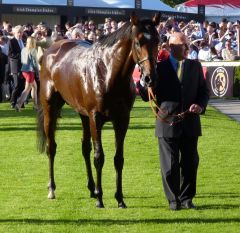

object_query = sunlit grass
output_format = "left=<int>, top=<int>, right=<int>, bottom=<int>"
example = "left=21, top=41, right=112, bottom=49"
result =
left=0, top=97, right=240, bottom=233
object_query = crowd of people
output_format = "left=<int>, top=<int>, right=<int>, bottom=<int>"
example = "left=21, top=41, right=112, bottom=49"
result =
left=0, top=16, right=240, bottom=106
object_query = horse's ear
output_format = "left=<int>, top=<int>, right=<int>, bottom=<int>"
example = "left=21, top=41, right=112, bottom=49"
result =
left=130, top=11, right=139, bottom=25
left=152, top=12, right=161, bottom=26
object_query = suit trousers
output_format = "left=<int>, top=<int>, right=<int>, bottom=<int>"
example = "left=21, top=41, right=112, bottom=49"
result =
left=10, top=73, right=24, bottom=106
left=158, top=136, right=199, bottom=204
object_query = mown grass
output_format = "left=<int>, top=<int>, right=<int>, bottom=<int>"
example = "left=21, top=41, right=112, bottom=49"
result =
left=0, top=97, right=240, bottom=233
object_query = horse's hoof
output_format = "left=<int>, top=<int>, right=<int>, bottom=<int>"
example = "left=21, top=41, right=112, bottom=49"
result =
left=96, top=200, right=104, bottom=208
left=48, top=191, right=56, bottom=199
left=118, top=201, right=127, bottom=209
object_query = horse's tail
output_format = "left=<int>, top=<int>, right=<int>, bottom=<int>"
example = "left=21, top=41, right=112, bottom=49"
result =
left=36, top=103, right=47, bottom=154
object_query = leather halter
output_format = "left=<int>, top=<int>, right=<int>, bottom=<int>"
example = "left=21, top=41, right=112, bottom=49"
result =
left=133, top=39, right=155, bottom=73
left=137, top=56, right=153, bottom=66
left=147, top=88, right=189, bottom=126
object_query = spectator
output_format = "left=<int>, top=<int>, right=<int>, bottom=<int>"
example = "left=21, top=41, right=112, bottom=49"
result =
left=157, top=42, right=170, bottom=62
left=221, top=40, right=237, bottom=61
left=8, top=25, right=25, bottom=109
left=188, top=43, right=199, bottom=60
left=110, top=20, right=118, bottom=33
left=88, top=20, right=96, bottom=31
left=2, top=21, right=13, bottom=37
left=217, top=18, right=228, bottom=38
left=0, top=31, right=9, bottom=55
left=64, top=21, right=74, bottom=39
left=95, top=28, right=104, bottom=41
left=71, top=28, right=84, bottom=40
left=209, top=46, right=222, bottom=61
left=87, top=31, right=96, bottom=44
left=103, top=24, right=112, bottom=35
left=15, top=36, right=39, bottom=111
left=204, top=22, right=216, bottom=43
left=52, top=24, right=64, bottom=39
left=198, top=40, right=211, bottom=61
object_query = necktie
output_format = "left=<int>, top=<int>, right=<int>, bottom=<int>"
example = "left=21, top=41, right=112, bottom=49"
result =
left=18, top=39, right=24, bottom=50
left=177, top=60, right=183, bottom=81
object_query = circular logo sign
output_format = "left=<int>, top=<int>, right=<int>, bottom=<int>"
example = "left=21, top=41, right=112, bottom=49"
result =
left=211, top=67, right=229, bottom=97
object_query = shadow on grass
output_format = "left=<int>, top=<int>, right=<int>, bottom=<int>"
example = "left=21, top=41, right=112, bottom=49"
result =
left=196, top=204, right=240, bottom=210
left=0, top=123, right=155, bottom=132
left=197, top=192, right=240, bottom=199
left=1, top=217, right=240, bottom=225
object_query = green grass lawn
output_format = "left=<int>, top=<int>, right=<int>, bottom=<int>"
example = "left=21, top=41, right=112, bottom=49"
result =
left=0, top=97, right=240, bottom=233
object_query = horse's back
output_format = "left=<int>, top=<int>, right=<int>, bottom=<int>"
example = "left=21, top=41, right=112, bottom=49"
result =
left=41, top=40, right=77, bottom=72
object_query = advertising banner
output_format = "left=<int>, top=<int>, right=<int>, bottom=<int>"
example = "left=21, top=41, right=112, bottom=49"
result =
left=3, top=0, right=67, bottom=5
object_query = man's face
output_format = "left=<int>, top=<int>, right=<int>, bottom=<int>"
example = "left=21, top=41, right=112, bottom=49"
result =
left=169, top=33, right=189, bottom=61
left=225, top=41, right=232, bottom=49
left=14, top=30, right=23, bottom=39
left=207, top=25, right=214, bottom=34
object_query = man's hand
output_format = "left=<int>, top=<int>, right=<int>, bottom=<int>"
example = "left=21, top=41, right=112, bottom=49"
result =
left=189, top=104, right=202, bottom=114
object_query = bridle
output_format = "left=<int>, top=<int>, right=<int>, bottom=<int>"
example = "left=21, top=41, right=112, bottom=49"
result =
left=147, top=87, right=190, bottom=126
left=133, top=39, right=156, bottom=85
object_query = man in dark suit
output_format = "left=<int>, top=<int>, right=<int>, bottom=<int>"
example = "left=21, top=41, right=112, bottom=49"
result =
left=138, top=32, right=209, bottom=210
left=8, top=25, right=25, bottom=108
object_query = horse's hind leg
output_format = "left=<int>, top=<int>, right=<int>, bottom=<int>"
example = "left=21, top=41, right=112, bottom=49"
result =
left=79, top=114, right=95, bottom=198
left=113, top=116, right=129, bottom=208
left=42, top=91, right=65, bottom=199
left=89, top=112, right=105, bottom=208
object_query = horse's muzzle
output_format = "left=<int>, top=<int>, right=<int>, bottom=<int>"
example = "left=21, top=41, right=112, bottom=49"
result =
left=142, top=71, right=157, bottom=87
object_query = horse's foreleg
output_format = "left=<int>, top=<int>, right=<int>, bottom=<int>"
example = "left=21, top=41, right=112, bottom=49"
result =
left=90, top=113, right=105, bottom=208
left=113, top=116, right=129, bottom=208
left=79, top=114, right=95, bottom=198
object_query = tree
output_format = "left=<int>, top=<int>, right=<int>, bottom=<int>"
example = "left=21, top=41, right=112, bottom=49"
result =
left=162, top=0, right=186, bottom=7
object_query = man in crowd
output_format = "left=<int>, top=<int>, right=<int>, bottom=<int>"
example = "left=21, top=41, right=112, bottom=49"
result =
left=8, top=25, right=25, bottom=108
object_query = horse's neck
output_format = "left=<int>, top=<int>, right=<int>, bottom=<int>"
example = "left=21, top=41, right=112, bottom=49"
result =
left=113, top=41, right=135, bottom=77
left=104, top=40, right=135, bottom=79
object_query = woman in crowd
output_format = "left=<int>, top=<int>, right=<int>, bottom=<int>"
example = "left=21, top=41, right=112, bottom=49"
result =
left=15, top=36, right=39, bottom=111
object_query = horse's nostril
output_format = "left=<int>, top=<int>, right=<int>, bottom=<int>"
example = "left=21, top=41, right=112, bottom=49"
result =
left=144, top=76, right=151, bottom=85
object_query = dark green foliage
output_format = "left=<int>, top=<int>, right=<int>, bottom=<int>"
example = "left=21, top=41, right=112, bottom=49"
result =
left=233, top=66, right=240, bottom=98
left=162, top=0, right=185, bottom=7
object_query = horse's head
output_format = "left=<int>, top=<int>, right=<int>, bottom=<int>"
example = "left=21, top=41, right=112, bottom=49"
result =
left=131, top=12, right=160, bottom=87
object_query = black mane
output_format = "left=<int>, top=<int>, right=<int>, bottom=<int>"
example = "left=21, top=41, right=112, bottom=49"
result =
left=97, top=22, right=132, bottom=47
left=96, top=19, right=158, bottom=48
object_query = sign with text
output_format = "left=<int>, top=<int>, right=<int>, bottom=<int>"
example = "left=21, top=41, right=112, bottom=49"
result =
left=13, top=6, right=57, bottom=13
left=67, top=0, right=73, bottom=6
left=135, top=0, right=142, bottom=9
left=3, top=0, right=66, bottom=5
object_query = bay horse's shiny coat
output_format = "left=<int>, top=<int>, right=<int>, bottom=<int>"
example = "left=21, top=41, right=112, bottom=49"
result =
left=37, top=13, right=160, bottom=208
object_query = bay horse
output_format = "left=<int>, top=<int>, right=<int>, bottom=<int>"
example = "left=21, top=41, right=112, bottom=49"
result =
left=37, top=12, right=160, bottom=208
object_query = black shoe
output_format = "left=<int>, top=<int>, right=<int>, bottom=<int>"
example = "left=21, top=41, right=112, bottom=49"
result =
left=10, top=103, right=15, bottom=109
left=169, top=202, right=181, bottom=211
left=181, top=200, right=196, bottom=209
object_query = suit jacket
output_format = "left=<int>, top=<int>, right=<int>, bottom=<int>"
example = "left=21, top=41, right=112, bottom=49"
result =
left=139, top=58, right=209, bottom=138
left=8, top=37, right=22, bottom=74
